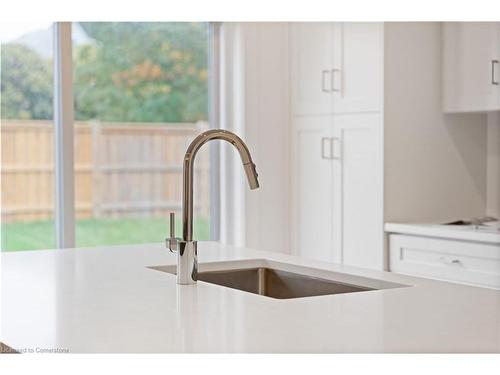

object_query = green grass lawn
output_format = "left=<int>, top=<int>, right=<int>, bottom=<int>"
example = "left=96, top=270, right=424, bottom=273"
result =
left=1, top=217, right=210, bottom=252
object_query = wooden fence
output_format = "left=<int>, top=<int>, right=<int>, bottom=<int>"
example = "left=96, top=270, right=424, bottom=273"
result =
left=1, top=120, right=210, bottom=222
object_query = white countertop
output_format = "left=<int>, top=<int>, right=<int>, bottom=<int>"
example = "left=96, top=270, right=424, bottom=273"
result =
left=385, top=222, right=500, bottom=244
left=2, top=242, right=500, bottom=353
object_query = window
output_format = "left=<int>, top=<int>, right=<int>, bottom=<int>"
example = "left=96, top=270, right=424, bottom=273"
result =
left=1, top=23, right=56, bottom=251
left=1, top=22, right=212, bottom=251
left=72, top=22, right=211, bottom=247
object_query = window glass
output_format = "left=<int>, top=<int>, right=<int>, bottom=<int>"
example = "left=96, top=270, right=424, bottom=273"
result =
left=1, top=23, right=55, bottom=251
left=72, top=22, right=210, bottom=247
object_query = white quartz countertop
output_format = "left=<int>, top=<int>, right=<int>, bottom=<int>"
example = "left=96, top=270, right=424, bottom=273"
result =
left=2, top=242, right=500, bottom=353
left=385, top=222, right=500, bottom=244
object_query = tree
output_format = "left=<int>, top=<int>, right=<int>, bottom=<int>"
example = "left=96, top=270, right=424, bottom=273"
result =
left=1, top=23, right=209, bottom=123
left=1, top=44, right=53, bottom=120
left=74, top=22, right=209, bottom=123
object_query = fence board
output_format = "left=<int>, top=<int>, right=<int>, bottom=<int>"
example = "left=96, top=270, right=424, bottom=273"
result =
left=1, top=120, right=210, bottom=222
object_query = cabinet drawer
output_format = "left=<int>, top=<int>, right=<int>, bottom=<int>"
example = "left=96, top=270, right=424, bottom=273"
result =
left=389, top=234, right=500, bottom=289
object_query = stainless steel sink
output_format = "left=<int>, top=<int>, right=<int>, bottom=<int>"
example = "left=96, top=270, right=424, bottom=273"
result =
left=197, top=267, right=373, bottom=299
left=149, top=259, right=409, bottom=299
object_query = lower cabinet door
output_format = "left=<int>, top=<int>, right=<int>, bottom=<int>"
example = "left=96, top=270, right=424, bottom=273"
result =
left=389, top=234, right=500, bottom=289
left=332, top=113, right=384, bottom=269
left=292, top=116, right=334, bottom=262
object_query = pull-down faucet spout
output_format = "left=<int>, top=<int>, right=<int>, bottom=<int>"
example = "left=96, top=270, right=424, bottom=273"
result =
left=182, top=129, right=259, bottom=241
left=166, top=129, right=259, bottom=285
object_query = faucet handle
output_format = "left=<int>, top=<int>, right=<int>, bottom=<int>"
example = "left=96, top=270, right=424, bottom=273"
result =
left=166, top=212, right=178, bottom=253
left=169, top=212, right=175, bottom=238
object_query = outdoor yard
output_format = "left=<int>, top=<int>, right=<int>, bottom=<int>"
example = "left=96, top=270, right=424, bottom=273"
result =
left=1, top=22, right=212, bottom=254
left=1, top=217, right=210, bottom=252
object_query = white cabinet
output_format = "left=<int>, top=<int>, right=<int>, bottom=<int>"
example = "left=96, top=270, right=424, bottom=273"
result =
left=442, top=22, right=500, bottom=112
left=291, top=22, right=383, bottom=116
left=290, top=23, right=334, bottom=115
left=290, top=23, right=384, bottom=270
left=389, top=234, right=500, bottom=289
left=334, top=23, right=384, bottom=114
left=293, top=116, right=334, bottom=262
left=332, top=114, right=383, bottom=268
left=292, top=114, right=383, bottom=268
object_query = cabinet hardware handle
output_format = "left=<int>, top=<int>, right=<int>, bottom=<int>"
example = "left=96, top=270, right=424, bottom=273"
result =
left=439, top=256, right=462, bottom=266
left=492, top=60, right=499, bottom=85
left=331, top=137, right=341, bottom=160
left=321, top=70, right=330, bottom=92
left=321, top=137, right=330, bottom=159
left=331, top=69, right=342, bottom=93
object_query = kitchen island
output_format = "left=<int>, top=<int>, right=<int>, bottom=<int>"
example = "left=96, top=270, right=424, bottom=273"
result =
left=1, top=242, right=500, bottom=353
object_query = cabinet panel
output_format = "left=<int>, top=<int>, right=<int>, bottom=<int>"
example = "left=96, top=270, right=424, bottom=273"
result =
left=333, top=114, right=383, bottom=269
left=333, top=23, right=384, bottom=114
left=293, top=117, right=334, bottom=262
left=389, top=234, right=500, bottom=289
left=289, top=23, right=384, bottom=270
left=290, top=23, right=334, bottom=115
left=443, top=22, right=500, bottom=112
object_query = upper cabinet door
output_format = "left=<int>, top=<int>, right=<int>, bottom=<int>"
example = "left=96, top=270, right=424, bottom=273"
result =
left=443, top=22, right=500, bottom=112
left=333, top=23, right=384, bottom=114
left=290, top=23, right=334, bottom=116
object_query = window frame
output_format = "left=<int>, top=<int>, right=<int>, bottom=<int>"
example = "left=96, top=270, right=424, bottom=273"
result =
left=208, top=22, right=221, bottom=241
left=53, top=22, right=75, bottom=248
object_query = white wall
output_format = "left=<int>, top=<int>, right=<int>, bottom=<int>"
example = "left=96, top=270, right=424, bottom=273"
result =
left=384, top=22, right=489, bottom=223
left=487, top=113, right=500, bottom=218
left=222, top=23, right=291, bottom=253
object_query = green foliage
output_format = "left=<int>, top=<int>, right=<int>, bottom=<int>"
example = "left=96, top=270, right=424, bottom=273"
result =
left=1, top=23, right=209, bottom=123
left=1, top=44, right=53, bottom=119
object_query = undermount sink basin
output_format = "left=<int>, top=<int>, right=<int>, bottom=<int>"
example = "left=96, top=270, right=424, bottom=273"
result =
left=149, top=259, right=408, bottom=299
left=197, top=267, right=372, bottom=299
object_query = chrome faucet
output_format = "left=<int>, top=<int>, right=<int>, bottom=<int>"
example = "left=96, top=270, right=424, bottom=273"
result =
left=166, top=129, right=259, bottom=285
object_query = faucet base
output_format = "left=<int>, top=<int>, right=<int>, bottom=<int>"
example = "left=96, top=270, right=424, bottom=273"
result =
left=177, top=241, right=197, bottom=285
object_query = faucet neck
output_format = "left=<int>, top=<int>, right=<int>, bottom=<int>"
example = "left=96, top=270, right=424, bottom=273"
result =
left=181, top=129, right=258, bottom=242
